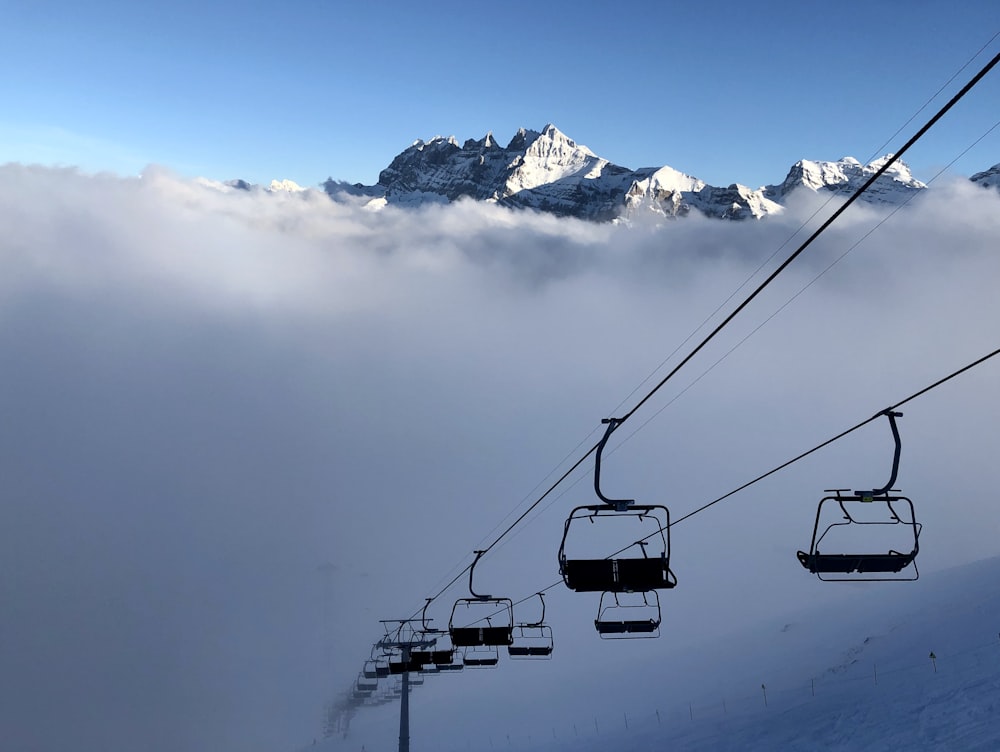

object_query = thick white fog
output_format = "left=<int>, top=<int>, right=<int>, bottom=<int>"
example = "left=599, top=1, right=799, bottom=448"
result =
left=1, top=165, right=998, bottom=752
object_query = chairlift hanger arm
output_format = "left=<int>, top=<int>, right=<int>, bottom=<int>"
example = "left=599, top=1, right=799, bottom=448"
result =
left=595, top=418, right=634, bottom=511
left=855, top=410, right=903, bottom=497
left=468, top=550, right=491, bottom=599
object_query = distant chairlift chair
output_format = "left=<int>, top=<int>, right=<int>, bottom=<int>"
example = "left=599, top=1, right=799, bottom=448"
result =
left=507, top=592, right=554, bottom=659
left=449, top=550, right=514, bottom=655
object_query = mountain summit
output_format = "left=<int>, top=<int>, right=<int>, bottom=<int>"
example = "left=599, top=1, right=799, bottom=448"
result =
left=322, top=125, right=941, bottom=221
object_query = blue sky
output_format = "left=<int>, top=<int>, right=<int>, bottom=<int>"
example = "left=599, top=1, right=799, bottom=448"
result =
left=3, top=1, right=1000, bottom=188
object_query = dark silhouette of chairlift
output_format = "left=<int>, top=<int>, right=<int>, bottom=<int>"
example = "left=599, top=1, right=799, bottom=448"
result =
left=411, top=599, right=458, bottom=670
left=797, top=410, right=921, bottom=581
left=366, top=645, right=392, bottom=678
left=355, top=673, right=378, bottom=694
left=362, top=658, right=379, bottom=679
left=379, top=621, right=427, bottom=675
left=507, top=593, right=555, bottom=659
left=449, top=550, right=514, bottom=648
left=461, top=643, right=501, bottom=668
left=558, top=417, right=678, bottom=594
left=595, top=590, right=661, bottom=639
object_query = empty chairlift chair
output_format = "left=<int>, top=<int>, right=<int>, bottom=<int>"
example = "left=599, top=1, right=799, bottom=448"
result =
left=507, top=593, right=554, bottom=659
left=797, top=410, right=921, bottom=582
left=595, top=590, right=661, bottom=638
left=411, top=598, right=458, bottom=673
left=461, top=644, right=501, bottom=668
left=366, top=644, right=391, bottom=678
left=355, top=673, right=378, bottom=695
left=449, top=550, right=514, bottom=653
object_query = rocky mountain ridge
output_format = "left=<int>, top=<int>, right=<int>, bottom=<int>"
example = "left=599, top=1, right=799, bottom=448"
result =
left=320, top=124, right=939, bottom=222
left=224, top=124, right=996, bottom=222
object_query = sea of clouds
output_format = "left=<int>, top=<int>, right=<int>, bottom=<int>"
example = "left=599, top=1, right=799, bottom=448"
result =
left=1, top=165, right=999, bottom=752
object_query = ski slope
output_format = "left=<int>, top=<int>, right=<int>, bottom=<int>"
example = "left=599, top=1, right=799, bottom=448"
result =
left=310, top=555, right=1000, bottom=752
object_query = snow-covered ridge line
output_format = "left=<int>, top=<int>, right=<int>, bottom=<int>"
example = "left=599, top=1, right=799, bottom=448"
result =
left=313, top=124, right=973, bottom=222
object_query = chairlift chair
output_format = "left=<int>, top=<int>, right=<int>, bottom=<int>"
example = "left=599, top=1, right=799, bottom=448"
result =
left=449, top=551, right=514, bottom=647
left=375, top=661, right=390, bottom=678
left=462, top=644, right=501, bottom=668
left=411, top=599, right=457, bottom=667
left=507, top=592, right=554, bottom=659
left=797, top=411, right=921, bottom=581
left=594, top=590, right=661, bottom=639
left=388, top=654, right=425, bottom=674
left=355, top=673, right=377, bottom=694
left=362, top=659, right=379, bottom=680
left=559, top=418, right=678, bottom=594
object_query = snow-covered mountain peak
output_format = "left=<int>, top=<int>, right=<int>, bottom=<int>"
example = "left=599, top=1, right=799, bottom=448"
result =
left=766, top=155, right=925, bottom=205
left=970, top=162, right=1000, bottom=190
left=267, top=178, right=306, bottom=193
left=411, top=135, right=459, bottom=150
left=462, top=131, right=501, bottom=150
left=318, top=126, right=1000, bottom=222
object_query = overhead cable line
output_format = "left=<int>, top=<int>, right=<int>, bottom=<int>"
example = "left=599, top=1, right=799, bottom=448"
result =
left=618, top=344, right=1000, bottom=552
left=620, top=49, right=1000, bottom=422
left=481, top=106, right=1000, bottom=564
left=408, top=48, right=1000, bottom=619
left=498, top=343, right=1000, bottom=614
left=612, top=30, right=1000, bottom=420
left=607, top=114, right=1000, bottom=471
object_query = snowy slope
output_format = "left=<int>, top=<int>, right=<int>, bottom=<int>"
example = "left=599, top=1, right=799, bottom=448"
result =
left=308, top=555, right=1000, bottom=752
left=520, top=556, right=1000, bottom=752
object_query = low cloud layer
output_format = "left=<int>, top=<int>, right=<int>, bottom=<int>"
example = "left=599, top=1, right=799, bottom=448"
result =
left=1, top=165, right=998, bottom=752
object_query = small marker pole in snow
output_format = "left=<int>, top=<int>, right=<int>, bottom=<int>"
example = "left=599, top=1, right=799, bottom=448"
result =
left=624, top=712, right=629, bottom=730
left=723, top=698, right=727, bottom=715
left=873, top=664, right=878, bottom=686
left=689, top=703, right=694, bottom=720
left=930, top=651, right=937, bottom=673
left=761, top=684, right=768, bottom=708
left=573, top=723, right=578, bottom=738
left=594, top=716, right=599, bottom=734
left=811, top=678, right=815, bottom=697
left=656, top=709, right=661, bottom=726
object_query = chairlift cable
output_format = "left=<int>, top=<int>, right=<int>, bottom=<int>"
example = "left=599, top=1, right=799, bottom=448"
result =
left=414, top=48, right=1000, bottom=616
left=603, top=113, right=1000, bottom=478
left=619, top=49, right=1000, bottom=424
left=865, top=30, right=1000, bottom=162
left=463, top=342, right=1000, bottom=629
left=609, top=30, right=1000, bottom=419
left=623, top=344, right=1000, bottom=550
left=402, top=49, right=1000, bottom=623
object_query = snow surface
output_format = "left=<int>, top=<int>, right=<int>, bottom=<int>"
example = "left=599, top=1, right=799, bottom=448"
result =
left=309, top=555, right=1000, bottom=752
